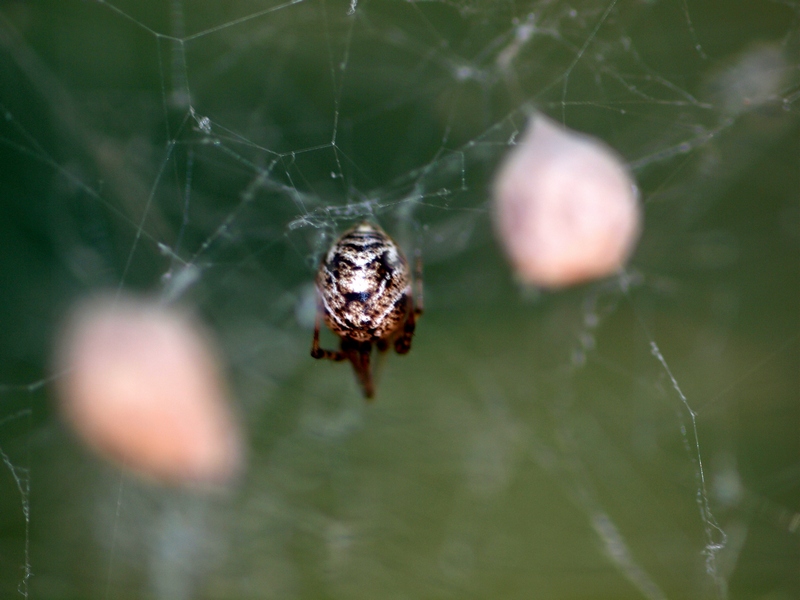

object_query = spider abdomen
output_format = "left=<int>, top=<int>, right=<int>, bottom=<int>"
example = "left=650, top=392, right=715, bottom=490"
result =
left=317, top=222, right=410, bottom=342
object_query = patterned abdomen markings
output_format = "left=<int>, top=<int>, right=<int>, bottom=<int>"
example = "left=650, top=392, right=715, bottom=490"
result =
left=317, top=223, right=411, bottom=342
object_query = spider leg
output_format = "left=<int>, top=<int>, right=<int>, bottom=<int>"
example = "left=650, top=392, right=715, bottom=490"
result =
left=394, top=294, right=417, bottom=354
left=351, top=344, right=375, bottom=399
left=310, top=309, right=346, bottom=361
left=413, top=252, right=424, bottom=317
left=341, top=338, right=375, bottom=399
left=394, top=255, right=423, bottom=354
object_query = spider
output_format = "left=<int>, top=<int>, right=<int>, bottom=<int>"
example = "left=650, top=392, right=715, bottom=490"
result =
left=311, top=221, right=423, bottom=399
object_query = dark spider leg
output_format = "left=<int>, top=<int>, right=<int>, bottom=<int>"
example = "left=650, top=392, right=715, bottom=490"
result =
left=342, top=338, right=375, bottom=399
left=394, top=296, right=416, bottom=354
left=352, top=346, right=375, bottom=399
left=310, top=311, right=346, bottom=361
left=395, top=256, right=423, bottom=354
left=413, top=253, right=424, bottom=317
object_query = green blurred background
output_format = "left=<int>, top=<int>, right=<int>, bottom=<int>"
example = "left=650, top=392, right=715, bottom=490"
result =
left=0, top=0, right=797, bottom=598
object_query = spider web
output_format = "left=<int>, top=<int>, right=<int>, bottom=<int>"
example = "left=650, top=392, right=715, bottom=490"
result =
left=0, top=0, right=799, bottom=598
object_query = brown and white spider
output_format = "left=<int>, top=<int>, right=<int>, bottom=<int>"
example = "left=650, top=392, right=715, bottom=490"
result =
left=311, top=221, right=423, bottom=399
